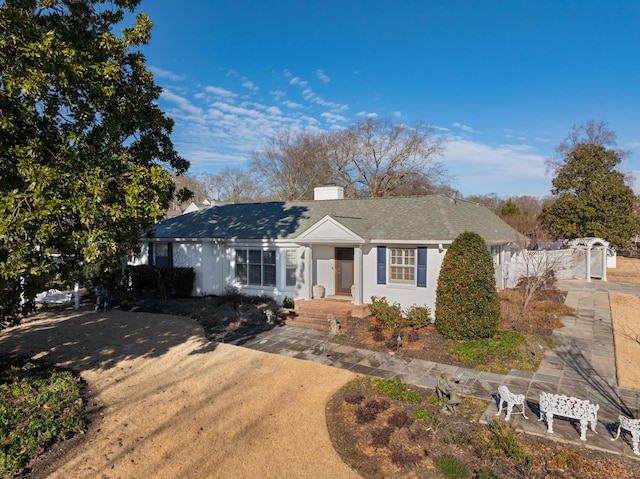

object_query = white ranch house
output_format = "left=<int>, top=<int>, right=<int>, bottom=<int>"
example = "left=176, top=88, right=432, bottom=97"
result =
left=135, top=186, right=521, bottom=312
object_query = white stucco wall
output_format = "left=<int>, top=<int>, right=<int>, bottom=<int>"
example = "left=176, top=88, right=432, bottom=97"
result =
left=361, top=245, right=446, bottom=312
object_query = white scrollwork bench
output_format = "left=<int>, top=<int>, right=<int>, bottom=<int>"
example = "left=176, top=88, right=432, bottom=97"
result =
left=538, top=392, right=599, bottom=441
left=496, top=385, right=528, bottom=421
left=612, top=415, right=640, bottom=455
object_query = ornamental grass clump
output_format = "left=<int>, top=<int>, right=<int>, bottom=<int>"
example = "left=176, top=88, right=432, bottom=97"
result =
left=435, top=231, right=500, bottom=340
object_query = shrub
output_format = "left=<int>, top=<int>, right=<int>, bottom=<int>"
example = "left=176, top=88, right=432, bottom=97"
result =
left=370, top=426, right=394, bottom=448
left=434, top=455, right=470, bottom=479
left=390, top=445, right=423, bottom=467
left=369, top=297, right=433, bottom=330
left=371, top=329, right=386, bottom=342
left=406, top=304, right=432, bottom=329
left=344, top=391, right=365, bottom=405
left=435, top=231, right=500, bottom=340
left=354, top=398, right=390, bottom=424
left=388, top=409, right=414, bottom=429
left=128, top=265, right=195, bottom=300
left=282, top=296, right=295, bottom=309
left=369, top=296, right=403, bottom=329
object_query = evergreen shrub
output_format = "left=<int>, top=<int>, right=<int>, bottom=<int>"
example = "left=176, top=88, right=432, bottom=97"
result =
left=435, top=231, right=500, bottom=340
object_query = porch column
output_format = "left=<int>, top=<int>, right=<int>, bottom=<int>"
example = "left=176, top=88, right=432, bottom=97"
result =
left=586, top=246, right=591, bottom=282
left=353, top=246, right=363, bottom=305
left=304, top=246, right=313, bottom=300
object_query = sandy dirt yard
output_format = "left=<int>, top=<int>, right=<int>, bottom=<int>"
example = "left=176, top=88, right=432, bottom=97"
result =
left=0, top=256, right=637, bottom=478
left=0, top=309, right=360, bottom=479
left=608, top=257, right=640, bottom=389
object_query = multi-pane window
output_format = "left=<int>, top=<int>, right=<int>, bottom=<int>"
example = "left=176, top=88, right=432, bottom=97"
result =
left=153, top=242, right=172, bottom=267
left=236, top=249, right=276, bottom=287
left=285, top=250, right=297, bottom=287
left=389, top=248, right=415, bottom=284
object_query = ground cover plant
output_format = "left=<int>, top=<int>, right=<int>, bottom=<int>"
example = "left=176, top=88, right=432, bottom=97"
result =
left=326, top=377, right=640, bottom=478
left=0, top=359, right=85, bottom=478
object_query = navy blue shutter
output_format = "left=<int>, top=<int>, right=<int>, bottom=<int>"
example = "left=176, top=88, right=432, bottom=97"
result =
left=417, top=247, right=427, bottom=287
left=148, top=242, right=154, bottom=266
left=377, top=246, right=386, bottom=284
left=168, top=242, right=174, bottom=267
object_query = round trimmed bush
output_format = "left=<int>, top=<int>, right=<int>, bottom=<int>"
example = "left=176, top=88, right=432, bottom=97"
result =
left=435, top=231, right=500, bottom=340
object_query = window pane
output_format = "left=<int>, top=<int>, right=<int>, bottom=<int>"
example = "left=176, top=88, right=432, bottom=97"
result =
left=236, top=249, right=247, bottom=264
left=236, top=264, right=247, bottom=284
left=248, top=265, right=262, bottom=285
left=264, top=265, right=276, bottom=286
left=249, top=250, right=261, bottom=264
left=263, top=250, right=275, bottom=265
left=285, top=250, right=297, bottom=287
left=389, top=248, right=415, bottom=284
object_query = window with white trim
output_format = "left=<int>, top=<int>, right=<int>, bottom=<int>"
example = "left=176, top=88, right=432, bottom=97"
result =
left=236, top=249, right=276, bottom=286
left=490, top=245, right=501, bottom=265
left=285, top=249, right=297, bottom=287
left=389, top=248, right=415, bottom=284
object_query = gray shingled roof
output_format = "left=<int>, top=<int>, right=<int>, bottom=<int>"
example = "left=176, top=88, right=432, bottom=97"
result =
left=147, top=195, right=519, bottom=244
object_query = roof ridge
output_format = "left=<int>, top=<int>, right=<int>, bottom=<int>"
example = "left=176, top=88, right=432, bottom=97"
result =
left=436, top=196, right=456, bottom=237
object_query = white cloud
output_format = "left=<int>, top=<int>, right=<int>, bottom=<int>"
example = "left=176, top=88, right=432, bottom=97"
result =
left=270, top=90, right=286, bottom=98
left=321, top=112, right=347, bottom=124
left=204, top=86, right=238, bottom=99
left=443, top=139, right=550, bottom=196
left=160, top=89, right=203, bottom=118
left=242, top=80, right=259, bottom=92
left=282, top=99, right=303, bottom=109
left=149, top=66, right=185, bottom=82
left=266, top=106, right=283, bottom=115
left=393, top=111, right=402, bottom=117
left=316, top=69, right=331, bottom=83
left=452, top=122, right=479, bottom=133
left=290, top=77, right=301, bottom=85
left=356, top=111, right=378, bottom=118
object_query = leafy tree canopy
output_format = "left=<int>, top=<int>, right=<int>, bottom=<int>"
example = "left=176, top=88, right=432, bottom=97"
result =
left=541, top=121, right=638, bottom=248
left=0, top=0, right=189, bottom=326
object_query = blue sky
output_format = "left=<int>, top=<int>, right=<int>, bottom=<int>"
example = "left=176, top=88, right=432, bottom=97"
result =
left=134, top=0, right=640, bottom=198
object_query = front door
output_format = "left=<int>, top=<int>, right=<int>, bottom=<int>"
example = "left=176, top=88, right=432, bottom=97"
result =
left=335, top=248, right=354, bottom=295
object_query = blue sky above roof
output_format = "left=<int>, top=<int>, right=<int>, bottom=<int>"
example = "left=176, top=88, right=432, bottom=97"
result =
left=136, top=0, right=640, bottom=197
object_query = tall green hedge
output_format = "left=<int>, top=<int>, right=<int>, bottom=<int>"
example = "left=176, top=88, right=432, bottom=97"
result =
left=435, top=231, right=500, bottom=340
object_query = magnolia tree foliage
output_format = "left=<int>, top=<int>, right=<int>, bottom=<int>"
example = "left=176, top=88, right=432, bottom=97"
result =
left=435, top=231, right=500, bottom=340
left=0, top=0, right=189, bottom=327
left=541, top=121, right=639, bottom=248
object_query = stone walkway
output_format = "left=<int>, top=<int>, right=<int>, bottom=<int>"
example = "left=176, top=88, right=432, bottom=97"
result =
left=223, top=280, right=640, bottom=459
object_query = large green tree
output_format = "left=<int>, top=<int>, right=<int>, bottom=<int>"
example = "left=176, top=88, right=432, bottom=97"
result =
left=0, top=0, right=189, bottom=326
left=541, top=121, right=638, bottom=248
